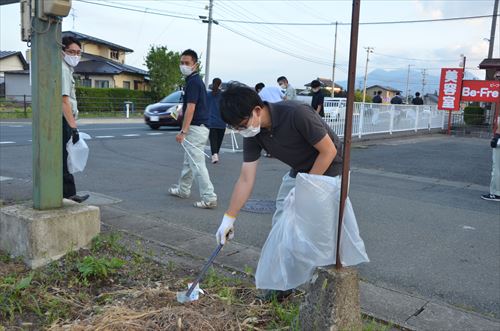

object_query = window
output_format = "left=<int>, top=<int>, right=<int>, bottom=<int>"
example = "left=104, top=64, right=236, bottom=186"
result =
left=80, top=79, right=91, bottom=87
left=95, top=80, right=109, bottom=88
left=123, top=81, right=130, bottom=89
left=110, top=50, right=119, bottom=60
left=134, top=80, right=140, bottom=90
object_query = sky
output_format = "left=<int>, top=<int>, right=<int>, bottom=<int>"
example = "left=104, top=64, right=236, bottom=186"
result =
left=1, top=0, right=499, bottom=91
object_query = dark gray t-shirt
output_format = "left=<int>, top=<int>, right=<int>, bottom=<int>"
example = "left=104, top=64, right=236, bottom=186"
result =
left=243, top=101, right=343, bottom=177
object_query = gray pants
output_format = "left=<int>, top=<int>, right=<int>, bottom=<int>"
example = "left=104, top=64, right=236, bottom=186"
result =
left=177, top=125, right=217, bottom=203
left=490, top=147, right=500, bottom=196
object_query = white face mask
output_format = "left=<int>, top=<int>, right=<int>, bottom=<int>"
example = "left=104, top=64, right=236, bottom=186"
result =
left=279, top=83, right=286, bottom=90
left=239, top=112, right=261, bottom=138
left=64, top=54, right=81, bottom=67
left=180, top=64, right=194, bottom=76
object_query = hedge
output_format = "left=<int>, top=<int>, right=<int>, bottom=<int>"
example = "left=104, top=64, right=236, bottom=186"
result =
left=75, top=87, right=154, bottom=113
left=463, top=106, right=485, bottom=125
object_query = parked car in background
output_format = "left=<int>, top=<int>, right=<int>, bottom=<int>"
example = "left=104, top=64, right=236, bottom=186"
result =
left=144, top=91, right=183, bottom=129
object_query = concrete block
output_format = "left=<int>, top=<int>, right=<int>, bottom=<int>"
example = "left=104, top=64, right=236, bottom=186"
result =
left=0, top=200, right=100, bottom=268
left=300, top=267, right=363, bottom=331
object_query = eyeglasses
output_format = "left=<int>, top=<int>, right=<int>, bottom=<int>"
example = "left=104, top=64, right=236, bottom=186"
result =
left=65, top=50, right=81, bottom=56
left=229, top=117, right=251, bottom=131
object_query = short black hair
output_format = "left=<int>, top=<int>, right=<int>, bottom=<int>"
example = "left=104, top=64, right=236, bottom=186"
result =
left=220, top=86, right=264, bottom=127
left=277, top=76, right=288, bottom=83
left=62, top=36, right=81, bottom=50
left=181, top=49, right=198, bottom=63
left=310, top=80, right=321, bottom=88
left=415, top=92, right=420, bottom=97
left=212, top=77, right=222, bottom=85
left=377, top=90, right=382, bottom=95
left=255, top=82, right=265, bottom=91
left=396, top=91, right=401, bottom=96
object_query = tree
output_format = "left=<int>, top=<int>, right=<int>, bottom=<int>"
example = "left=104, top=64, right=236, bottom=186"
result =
left=145, top=46, right=183, bottom=100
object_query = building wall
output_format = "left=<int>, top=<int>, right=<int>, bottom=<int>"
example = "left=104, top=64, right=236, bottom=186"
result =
left=5, top=73, right=30, bottom=100
left=366, top=87, right=398, bottom=103
left=114, top=73, right=149, bottom=91
left=81, top=42, right=126, bottom=64
left=0, top=56, right=25, bottom=74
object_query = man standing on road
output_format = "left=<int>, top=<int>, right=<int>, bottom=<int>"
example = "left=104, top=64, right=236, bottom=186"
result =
left=277, top=76, right=296, bottom=101
left=214, top=85, right=342, bottom=246
left=481, top=120, right=500, bottom=202
left=61, top=36, right=89, bottom=203
left=390, top=92, right=403, bottom=104
left=168, top=49, right=217, bottom=209
left=372, top=90, right=383, bottom=104
left=412, top=92, right=424, bottom=105
left=310, top=79, right=325, bottom=117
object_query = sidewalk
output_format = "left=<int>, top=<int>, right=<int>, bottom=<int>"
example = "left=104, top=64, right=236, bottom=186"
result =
left=99, top=202, right=500, bottom=331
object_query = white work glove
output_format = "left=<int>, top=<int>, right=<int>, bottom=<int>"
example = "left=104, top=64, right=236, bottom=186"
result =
left=216, top=214, right=235, bottom=245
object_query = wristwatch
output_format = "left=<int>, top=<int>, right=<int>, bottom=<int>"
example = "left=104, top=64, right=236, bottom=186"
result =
left=180, top=130, right=187, bottom=135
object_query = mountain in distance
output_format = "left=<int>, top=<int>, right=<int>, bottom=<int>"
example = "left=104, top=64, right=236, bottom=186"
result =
left=337, top=68, right=480, bottom=96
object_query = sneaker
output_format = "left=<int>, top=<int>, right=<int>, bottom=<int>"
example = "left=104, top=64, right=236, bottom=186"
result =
left=193, top=200, right=217, bottom=209
left=68, top=194, right=89, bottom=203
left=481, top=194, right=500, bottom=202
left=168, top=187, right=189, bottom=199
left=211, top=153, right=219, bottom=164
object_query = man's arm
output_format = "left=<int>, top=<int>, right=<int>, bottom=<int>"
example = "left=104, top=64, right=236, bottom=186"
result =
left=62, top=96, right=77, bottom=128
left=309, top=134, right=337, bottom=175
left=176, top=102, right=195, bottom=143
left=226, top=160, right=258, bottom=217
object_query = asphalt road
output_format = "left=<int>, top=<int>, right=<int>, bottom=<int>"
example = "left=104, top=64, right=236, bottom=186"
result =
left=1, top=120, right=499, bottom=318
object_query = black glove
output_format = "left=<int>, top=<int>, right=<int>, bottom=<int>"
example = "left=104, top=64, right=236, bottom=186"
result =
left=491, top=134, right=500, bottom=148
left=71, top=128, right=80, bottom=144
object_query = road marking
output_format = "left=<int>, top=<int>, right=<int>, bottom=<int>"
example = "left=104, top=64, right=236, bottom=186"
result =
left=95, top=136, right=114, bottom=139
left=0, top=176, right=14, bottom=181
left=0, top=141, right=15, bottom=144
left=462, top=225, right=475, bottom=230
left=123, top=134, right=140, bottom=137
left=28, top=139, right=32, bottom=142
left=8, top=125, right=23, bottom=128
left=147, top=133, right=164, bottom=136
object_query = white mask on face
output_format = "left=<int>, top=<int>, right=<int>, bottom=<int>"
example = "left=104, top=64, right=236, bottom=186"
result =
left=64, top=54, right=81, bottom=67
left=279, top=84, right=286, bottom=90
left=180, top=64, right=194, bottom=76
left=239, top=112, right=261, bottom=138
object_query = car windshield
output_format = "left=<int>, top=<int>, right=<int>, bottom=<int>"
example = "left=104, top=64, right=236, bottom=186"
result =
left=160, top=91, right=183, bottom=103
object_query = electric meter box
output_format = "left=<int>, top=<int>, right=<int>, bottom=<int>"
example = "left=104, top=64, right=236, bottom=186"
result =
left=39, top=0, right=72, bottom=19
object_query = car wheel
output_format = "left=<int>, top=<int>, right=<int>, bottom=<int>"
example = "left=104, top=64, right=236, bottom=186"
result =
left=149, top=124, right=160, bottom=130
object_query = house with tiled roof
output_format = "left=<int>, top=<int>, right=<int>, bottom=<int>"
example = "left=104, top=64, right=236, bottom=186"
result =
left=365, top=85, right=401, bottom=104
left=62, top=31, right=149, bottom=90
left=0, top=51, right=29, bottom=97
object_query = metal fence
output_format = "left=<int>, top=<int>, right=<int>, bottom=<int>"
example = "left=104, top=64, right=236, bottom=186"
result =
left=323, top=101, right=446, bottom=138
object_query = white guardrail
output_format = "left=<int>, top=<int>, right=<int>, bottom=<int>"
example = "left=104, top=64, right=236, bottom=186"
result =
left=323, top=101, right=446, bottom=138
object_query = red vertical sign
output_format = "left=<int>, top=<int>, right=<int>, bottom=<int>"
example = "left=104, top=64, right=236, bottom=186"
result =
left=438, top=68, right=464, bottom=111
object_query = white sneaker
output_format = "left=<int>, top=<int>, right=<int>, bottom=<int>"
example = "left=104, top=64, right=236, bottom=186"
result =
left=168, top=187, right=189, bottom=199
left=211, top=153, right=219, bottom=164
left=193, top=200, right=217, bottom=209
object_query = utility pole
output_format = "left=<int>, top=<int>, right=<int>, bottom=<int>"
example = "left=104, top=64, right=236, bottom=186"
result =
left=421, top=69, right=427, bottom=96
left=405, top=64, right=413, bottom=104
left=331, top=21, right=338, bottom=97
left=362, top=46, right=373, bottom=103
left=203, top=0, right=214, bottom=87
left=488, top=0, right=499, bottom=59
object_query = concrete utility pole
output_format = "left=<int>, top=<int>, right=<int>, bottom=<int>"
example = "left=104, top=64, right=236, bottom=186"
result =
left=421, top=68, right=427, bottom=96
left=331, top=21, right=338, bottom=97
left=31, top=2, right=63, bottom=209
left=405, top=64, right=413, bottom=104
left=362, top=46, right=373, bottom=103
left=488, top=0, right=499, bottom=59
left=203, top=0, right=214, bottom=87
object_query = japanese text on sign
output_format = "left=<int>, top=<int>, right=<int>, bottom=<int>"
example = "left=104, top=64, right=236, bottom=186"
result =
left=438, top=68, right=463, bottom=111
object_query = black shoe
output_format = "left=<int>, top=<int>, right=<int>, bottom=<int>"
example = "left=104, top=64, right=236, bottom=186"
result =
left=481, top=194, right=500, bottom=202
left=257, top=289, right=294, bottom=302
left=69, top=194, right=89, bottom=203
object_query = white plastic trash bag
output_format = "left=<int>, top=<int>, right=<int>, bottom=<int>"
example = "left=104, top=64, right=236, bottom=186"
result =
left=66, top=132, right=91, bottom=174
left=255, top=173, right=369, bottom=291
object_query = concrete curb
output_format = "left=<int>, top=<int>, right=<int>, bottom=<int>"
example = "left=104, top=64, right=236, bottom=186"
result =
left=100, top=204, right=500, bottom=331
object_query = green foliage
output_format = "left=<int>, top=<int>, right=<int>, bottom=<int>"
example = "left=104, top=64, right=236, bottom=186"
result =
left=463, top=106, right=485, bottom=125
left=0, top=273, right=33, bottom=321
left=269, top=296, right=300, bottom=330
left=77, top=256, right=125, bottom=282
left=91, top=233, right=125, bottom=255
left=75, top=87, right=153, bottom=113
left=243, top=265, right=254, bottom=276
left=145, top=45, right=183, bottom=100
left=355, top=90, right=372, bottom=102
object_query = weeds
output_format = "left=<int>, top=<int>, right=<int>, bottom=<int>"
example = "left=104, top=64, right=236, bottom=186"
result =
left=77, top=256, right=125, bottom=283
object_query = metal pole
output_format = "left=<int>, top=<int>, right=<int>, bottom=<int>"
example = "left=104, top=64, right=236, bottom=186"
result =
left=331, top=21, right=338, bottom=97
left=32, top=6, right=63, bottom=209
left=204, top=0, right=214, bottom=87
left=362, top=47, right=372, bottom=103
left=405, top=64, right=413, bottom=104
left=336, top=0, right=361, bottom=269
left=488, top=0, right=499, bottom=59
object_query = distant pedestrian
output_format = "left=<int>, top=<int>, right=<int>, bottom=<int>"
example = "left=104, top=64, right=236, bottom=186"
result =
left=277, top=76, right=296, bottom=101
left=255, top=82, right=265, bottom=93
left=310, top=80, right=325, bottom=117
left=412, top=92, right=424, bottom=105
left=481, top=121, right=500, bottom=202
left=61, top=36, right=89, bottom=203
left=208, top=78, right=225, bottom=164
left=372, top=90, right=383, bottom=104
left=390, top=92, right=403, bottom=104
left=168, top=49, right=217, bottom=209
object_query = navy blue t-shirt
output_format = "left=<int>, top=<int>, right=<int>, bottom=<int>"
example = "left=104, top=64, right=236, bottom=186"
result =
left=183, top=73, right=209, bottom=126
